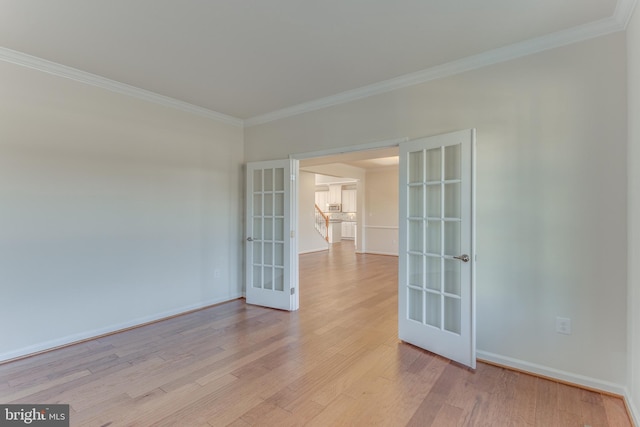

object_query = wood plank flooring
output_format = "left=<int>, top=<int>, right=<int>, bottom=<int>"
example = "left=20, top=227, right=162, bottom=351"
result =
left=0, top=241, right=632, bottom=426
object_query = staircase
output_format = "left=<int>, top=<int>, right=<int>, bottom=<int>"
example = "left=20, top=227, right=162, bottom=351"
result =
left=314, top=204, right=329, bottom=242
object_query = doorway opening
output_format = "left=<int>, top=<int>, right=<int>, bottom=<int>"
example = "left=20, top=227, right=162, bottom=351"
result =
left=297, top=146, right=401, bottom=258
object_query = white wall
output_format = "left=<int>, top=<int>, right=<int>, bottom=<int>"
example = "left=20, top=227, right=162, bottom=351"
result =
left=0, top=61, right=244, bottom=361
left=246, top=33, right=628, bottom=389
left=627, top=2, right=640, bottom=423
left=364, top=167, right=398, bottom=256
left=298, top=171, right=329, bottom=254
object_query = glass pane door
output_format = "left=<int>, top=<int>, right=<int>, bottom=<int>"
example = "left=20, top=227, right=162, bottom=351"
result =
left=252, top=167, right=286, bottom=292
left=399, top=130, right=475, bottom=368
left=246, top=159, right=297, bottom=311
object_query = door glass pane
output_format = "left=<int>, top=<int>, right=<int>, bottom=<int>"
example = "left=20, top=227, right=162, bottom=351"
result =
left=408, top=220, right=423, bottom=252
left=263, top=266, right=273, bottom=290
left=264, top=169, right=274, bottom=191
left=408, top=254, right=423, bottom=288
left=444, top=259, right=461, bottom=296
left=444, top=221, right=460, bottom=256
left=264, top=242, right=273, bottom=265
left=425, top=292, right=441, bottom=328
left=425, top=148, right=441, bottom=182
left=253, top=170, right=262, bottom=192
left=444, top=296, right=461, bottom=334
left=274, top=267, right=284, bottom=291
left=274, top=168, right=284, bottom=191
left=444, top=183, right=460, bottom=218
left=252, top=242, right=262, bottom=264
left=426, top=185, right=441, bottom=218
left=253, top=194, right=262, bottom=216
left=264, top=193, right=273, bottom=216
left=425, top=220, right=441, bottom=254
left=264, top=218, right=273, bottom=241
left=408, top=151, right=424, bottom=184
left=408, top=288, right=423, bottom=322
left=274, top=243, right=284, bottom=266
left=425, top=256, right=441, bottom=291
left=408, top=186, right=424, bottom=218
left=274, top=193, right=284, bottom=216
left=274, top=218, right=284, bottom=241
left=445, top=144, right=461, bottom=180
left=252, top=265, right=262, bottom=288
left=247, top=162, right=290, bottom=306
left=253, top=218, right=262, bottom=240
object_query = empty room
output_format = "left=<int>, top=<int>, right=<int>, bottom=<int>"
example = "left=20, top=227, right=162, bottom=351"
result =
left=1, top=1, right=640, bottom=425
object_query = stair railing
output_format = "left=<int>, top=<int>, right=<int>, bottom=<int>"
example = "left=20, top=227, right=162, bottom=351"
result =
left=314, top=204, right=329, bottom=242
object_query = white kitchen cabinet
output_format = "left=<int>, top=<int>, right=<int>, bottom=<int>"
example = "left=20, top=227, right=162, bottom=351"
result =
left=328, top=184, right=342, bottom=204
left=315, top=191, right=329, bottom=212
left=328, top=220, right=342, bottom=243
left=341, top=189, right=357, bottom=212
left=341, top=221, right=356, bottom=239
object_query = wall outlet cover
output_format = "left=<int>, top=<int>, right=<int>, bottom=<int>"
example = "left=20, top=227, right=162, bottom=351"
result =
left=556, top=317, right=572, bottom=335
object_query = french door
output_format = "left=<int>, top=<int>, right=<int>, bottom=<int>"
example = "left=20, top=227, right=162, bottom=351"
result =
left=398, top=130, right=476, bottom=368
left=245, top=159, right=299, bottom=311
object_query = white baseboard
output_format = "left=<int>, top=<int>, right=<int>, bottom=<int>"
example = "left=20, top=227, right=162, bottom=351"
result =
left=476, top=350, right=626, bottom=396
left=0, top=294, right=242, bottom=363
left=299, top=247, right=329, bottom=254
left=363, top=250, right=398, bottom=256
left=625, top=392, right=640, bottom=427
left=478, top=350, right=640, bottom=425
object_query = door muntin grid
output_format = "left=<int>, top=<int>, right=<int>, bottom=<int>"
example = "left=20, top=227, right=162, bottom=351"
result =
left=406, top=144, right=462, bottom=335
left=252, top=167, right=285, bottom=292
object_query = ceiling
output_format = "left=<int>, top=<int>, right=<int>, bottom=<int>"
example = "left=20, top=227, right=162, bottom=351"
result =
left=0, top=0, right=629, bottom=124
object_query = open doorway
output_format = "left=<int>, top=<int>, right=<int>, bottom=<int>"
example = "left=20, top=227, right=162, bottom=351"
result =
left=297, top=146, right=400, bottom=257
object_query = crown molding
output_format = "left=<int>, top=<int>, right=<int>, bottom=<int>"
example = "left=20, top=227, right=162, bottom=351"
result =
left=245, top=7, right=632, bottom=127
left=614, top=0, right=638, bottom=28
left=0, top=47, right=244, bottom=127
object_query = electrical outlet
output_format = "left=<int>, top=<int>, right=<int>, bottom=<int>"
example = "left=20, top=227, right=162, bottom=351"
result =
left=556, top=317, right=571, bottom=335
left=214, top=269, right=221, bottom=279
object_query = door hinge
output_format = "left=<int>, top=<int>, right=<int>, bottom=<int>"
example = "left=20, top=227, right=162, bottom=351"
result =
left=290, top=230, right=295, bottom=238
left=291, top=287, right=295, bottom=295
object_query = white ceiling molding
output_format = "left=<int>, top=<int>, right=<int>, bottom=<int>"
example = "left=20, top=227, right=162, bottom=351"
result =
left=244, top=13, right=630, bottom=127
left=614, top=0, right=638, bottom=28
left=0, top=47, right=244, bottom=128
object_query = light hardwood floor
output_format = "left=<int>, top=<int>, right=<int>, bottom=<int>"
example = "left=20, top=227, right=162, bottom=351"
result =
left=0, top=241, right=633, bottom=426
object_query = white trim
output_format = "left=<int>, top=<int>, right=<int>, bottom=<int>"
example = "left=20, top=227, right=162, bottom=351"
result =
left=363, top=250, right=398, bottom=257
left=299, top=247, right=329, bottom=255
left=471, top=130, right=478, bottom=370
left=615, top=0, right=639, bottom=28
left=0, top=294, right=242, bottom=363
left=0, top=47, right=243, bottom=128
left=625, top=391, right=640, bottom=427
left=244, top=16, right=628, bottom=127
left=290, top=137, right=408, bottom=160
left=363, top=225, right=399, bottom=230
left=476, top=350, right=627, bottom=396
